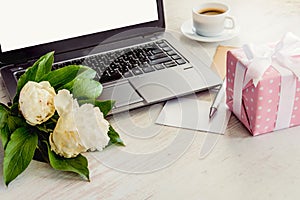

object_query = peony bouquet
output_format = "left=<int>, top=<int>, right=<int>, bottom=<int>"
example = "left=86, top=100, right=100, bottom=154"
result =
left=0, top=52, right=124, bottom=185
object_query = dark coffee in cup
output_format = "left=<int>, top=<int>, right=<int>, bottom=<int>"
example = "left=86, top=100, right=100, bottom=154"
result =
left=198, top=8, right=225, bottom=15
left=193, top=2, right=235, bottom=36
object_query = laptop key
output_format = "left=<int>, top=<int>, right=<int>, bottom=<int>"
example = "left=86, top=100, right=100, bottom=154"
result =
left=148, top=53, right=168, bottom=60
left=149, top=57, right=172, bottom=65
left=171, top=54, right=181, bottom=60
left=167, top=50, right=177, bottom=56
left=154, top=64, right=165, bottom=70
left=119, top=65, right=129, bottom=74
left=140, top=63, right=151, bottom=68
left=176, top=59, right=187, bottom=65
left=132, top=68, right=143, bottom=75
left=164, top=61, right=177, bottom=68
left=152, top=49, right=163, bottom=54
left=157, top=42, right=168, bottom=48
left=143, top=49, right=153, bottom=57
left=99, top=71, right=122, bottom=83
left=142, top=66, right=155, bottom=73
left=123, top=71, right=133, bottom=78
left=162, top=47, right=172, bottom=52
left=95, top=68, right=103, bottom=76
left=156, top=40, right=164, bottom=44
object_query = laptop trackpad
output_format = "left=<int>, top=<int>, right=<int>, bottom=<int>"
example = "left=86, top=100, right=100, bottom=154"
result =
left=129, top=67, right=206, bottom=103
left=99, top=81, right=143, bottom=108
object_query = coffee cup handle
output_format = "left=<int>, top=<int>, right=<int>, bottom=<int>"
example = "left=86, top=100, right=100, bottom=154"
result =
left=224, top=16, right=235, bottom=29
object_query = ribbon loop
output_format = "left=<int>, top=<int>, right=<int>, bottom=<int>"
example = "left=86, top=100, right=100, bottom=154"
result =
left=243, top=32, right=300, bottom=85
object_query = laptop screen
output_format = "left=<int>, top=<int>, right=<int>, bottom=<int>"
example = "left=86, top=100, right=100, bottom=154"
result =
left=0, top=0, right=159, bottom=53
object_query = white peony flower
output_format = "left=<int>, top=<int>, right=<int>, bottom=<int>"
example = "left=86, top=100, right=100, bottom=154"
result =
left=19, top=81, right=56, bottom=126
left=49, top=111, right=86, bottom=158
left=49, top=89, right=110, bottom=158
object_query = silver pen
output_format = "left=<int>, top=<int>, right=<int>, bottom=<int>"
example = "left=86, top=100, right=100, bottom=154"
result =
left=209, top=79, right=226, bottom=119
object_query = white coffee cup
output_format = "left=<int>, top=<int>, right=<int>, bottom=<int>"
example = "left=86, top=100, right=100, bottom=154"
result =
left=192, top=2, right=235, bottom=37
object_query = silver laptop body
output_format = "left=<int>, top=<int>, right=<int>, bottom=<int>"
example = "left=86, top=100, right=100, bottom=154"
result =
left=0, top=0, right=221, bottom=114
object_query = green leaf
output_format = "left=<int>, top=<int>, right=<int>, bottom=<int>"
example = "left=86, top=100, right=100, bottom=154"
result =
left=58, top=67, right=97, bottom=91
left=0, top=124, right=10, bottom=149
left=3, top=127, right=38, bottom=185
left=46, top=141, right=89, bottom=180
left=68, top=79, right=103, bottom=100
left=35, top=52, right=54, bottom=81
left=78, top=100, right=115, bottom=117
left=7, top=115, right=27, bottom=133
left=63, top=66, right=96, bottom=81
left=0, top=103, right=14, bottom=149
left=0, top=103, right=9, bottom=129
left=107, top=125, right=125, bottom=146
left=0, top=104, right=27, bottom=150
left=40, top=65, right=90, bottom=89
left=13, top=52, right=54, bottom=103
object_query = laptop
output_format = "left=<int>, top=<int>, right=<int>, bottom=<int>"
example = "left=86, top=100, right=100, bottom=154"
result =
left=0, top=0, right=221, bottom=114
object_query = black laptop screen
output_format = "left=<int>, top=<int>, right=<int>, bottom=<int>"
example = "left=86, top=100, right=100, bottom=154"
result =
left=0, top=0, right=164, bottom=63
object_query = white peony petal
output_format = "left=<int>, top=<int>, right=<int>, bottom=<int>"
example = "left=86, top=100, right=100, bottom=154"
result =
left=49, top=111, right=87, bottom=158
left=39, top=81, right=52, bottom=89
left=54, top=89, right=79, bottom=116
left=75, top=104, right=110, bottom=151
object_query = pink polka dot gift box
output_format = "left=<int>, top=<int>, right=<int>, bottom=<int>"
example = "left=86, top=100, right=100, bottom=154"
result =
left=226, top=33, right=300, bottom=136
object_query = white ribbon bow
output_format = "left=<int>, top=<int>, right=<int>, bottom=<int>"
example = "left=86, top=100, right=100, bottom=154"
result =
left=232, top=32, right=300, bottom=131
left=243, top=32, right=300, bottom=87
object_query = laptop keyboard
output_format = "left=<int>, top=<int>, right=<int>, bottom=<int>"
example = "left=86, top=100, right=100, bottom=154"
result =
left=15, top=40, right=187, bottom=83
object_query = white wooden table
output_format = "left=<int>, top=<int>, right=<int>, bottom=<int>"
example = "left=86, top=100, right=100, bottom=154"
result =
left=1, top=0, right=300, bottom=199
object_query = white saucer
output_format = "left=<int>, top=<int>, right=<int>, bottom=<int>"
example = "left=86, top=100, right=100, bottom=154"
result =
left=180, top=20, right=239, bottom=42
